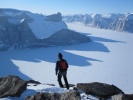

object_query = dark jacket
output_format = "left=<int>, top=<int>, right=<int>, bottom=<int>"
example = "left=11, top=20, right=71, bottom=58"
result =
left=56, top=59, right=68, bottom=73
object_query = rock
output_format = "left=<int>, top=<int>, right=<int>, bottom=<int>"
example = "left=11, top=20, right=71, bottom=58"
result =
left=26, top=92, right=61, bottom=100
left=112, top=94, right=133, bottom=100
left=61, top=90, right=81, bottom=100
left=0, top=75, right=27, bottom=98
left=76, top=82, right=124, bottom=98
left=26, top=90, right=81, bottom=100
left=26, top=80, right=41, bottom=85
left=46, top=12, right=62, bottom=22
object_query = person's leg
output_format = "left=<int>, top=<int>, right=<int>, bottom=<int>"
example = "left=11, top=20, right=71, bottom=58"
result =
left=63, top=75, right=69, bottom=90
left=57, top=74, right=63, bottom=88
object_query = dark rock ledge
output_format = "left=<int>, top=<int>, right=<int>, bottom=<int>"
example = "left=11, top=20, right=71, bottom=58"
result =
left=0, top=75, right=133, bottom=100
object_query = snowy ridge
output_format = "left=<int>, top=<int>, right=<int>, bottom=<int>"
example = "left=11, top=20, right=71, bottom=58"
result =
left=63, top=13, right=133, bottom=33
left=2, top=8, right=23, bottom=17
left=125, top=13, right=133, bottom=20
left=27, top=12, right=67, bottom=38
left=101, top=13, right=112, bottom=18
left=0, top=9, right=67, bottom=39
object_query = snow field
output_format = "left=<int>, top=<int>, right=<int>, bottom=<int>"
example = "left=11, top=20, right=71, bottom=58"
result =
left=0, top=23, right=133, bottom=100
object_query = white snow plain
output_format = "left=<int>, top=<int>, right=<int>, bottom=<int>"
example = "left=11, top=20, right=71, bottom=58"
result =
left=0, top=23, right=133, bottom=100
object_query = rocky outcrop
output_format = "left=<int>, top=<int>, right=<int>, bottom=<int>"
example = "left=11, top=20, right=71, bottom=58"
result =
left=112, top=94, right=133, bottom=100
left=76, top=82, right=124, bottom=98
left=112, top=14, right=133, bottom=33
left=61, top=90, right=80, bottom=100
left=26, top=90, right=81, bottom=100
left=0, top=75, right=131, bottom=100
left=46, top=12, right=62, bottom=22
left=26, top=92, right=61, bottom=100
left=0, top=75, right=27, bottom=98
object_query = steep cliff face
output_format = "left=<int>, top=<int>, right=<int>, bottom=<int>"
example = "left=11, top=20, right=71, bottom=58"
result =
left=63, top=13, right=133, bottom=33
left=0, top=15, right=36, bottom=50
left=0, top=9, right=91, bottom=51
left=111, top=14, right=133, bottom=32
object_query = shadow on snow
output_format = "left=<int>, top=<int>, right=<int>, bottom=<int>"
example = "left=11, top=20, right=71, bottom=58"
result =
left=0, top=34, right=125, bottom=80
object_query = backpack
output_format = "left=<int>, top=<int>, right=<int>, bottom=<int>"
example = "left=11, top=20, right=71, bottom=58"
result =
left=60, top=60, right=67, bottom=71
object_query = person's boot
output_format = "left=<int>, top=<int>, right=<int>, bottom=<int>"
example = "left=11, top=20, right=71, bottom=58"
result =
left=66, top=86, right=69, bottom=90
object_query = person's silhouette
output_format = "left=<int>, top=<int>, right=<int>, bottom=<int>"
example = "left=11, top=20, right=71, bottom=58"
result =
left=55, top=53, right=69, bottom=90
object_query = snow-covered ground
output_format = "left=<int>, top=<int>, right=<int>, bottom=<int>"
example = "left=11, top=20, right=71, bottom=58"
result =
left=0, top=23, right=133, bottom=99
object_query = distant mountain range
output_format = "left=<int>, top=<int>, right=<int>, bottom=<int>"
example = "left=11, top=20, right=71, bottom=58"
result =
left=63, top=13, right=133, bottom=33
left=0, top=9, right=91, bottom=51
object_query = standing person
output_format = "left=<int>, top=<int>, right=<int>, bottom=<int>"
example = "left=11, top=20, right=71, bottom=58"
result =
left=55, top=53, right=69, bottom=90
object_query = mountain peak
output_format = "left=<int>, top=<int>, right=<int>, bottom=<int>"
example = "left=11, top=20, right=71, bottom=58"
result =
left=46, top=12, right=62, bottom=22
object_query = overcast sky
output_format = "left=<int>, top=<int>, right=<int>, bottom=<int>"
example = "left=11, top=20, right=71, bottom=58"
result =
left=0, top=0, right=133, bottom=15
